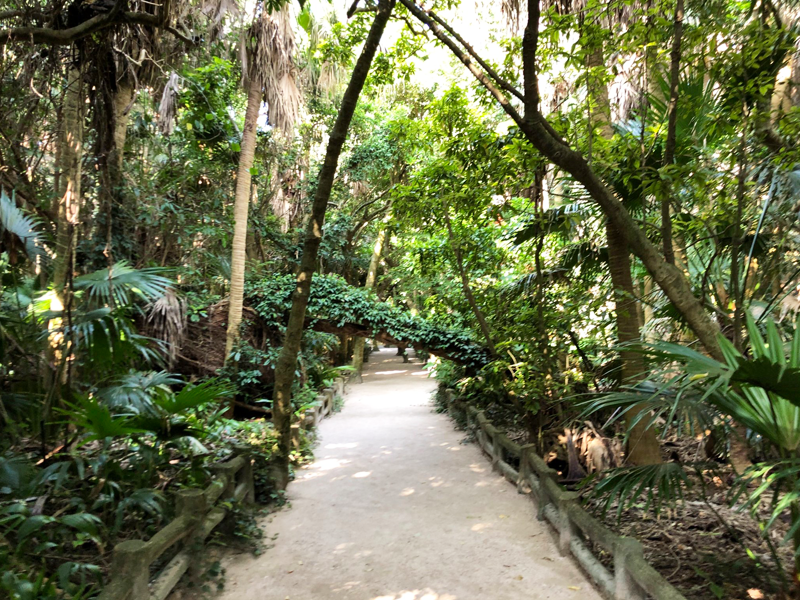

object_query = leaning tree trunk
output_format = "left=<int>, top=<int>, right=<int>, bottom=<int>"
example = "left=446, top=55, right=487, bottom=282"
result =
left=224, top=72, right=262, bottom=359
left=352, top=221, right=388, bottom=379
left=270, top=0, right=395, bottom=489
left=400, top=0, right=725, bottom=361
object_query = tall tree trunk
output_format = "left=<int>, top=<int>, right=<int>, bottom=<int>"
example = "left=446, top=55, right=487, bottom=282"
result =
left=589, top=40, right=662, bottom=465
left=52, top=66, right=84, bottom=301
left=224, top=73, right=262, bottom=359
left=607, top=224, right=662, bottom=464
left=443, top=208, right=497, bottom=356
left=659, top=0, right=684, bottom=266
left=352, top=221, right=388, bottom=379
left=270, top=0, right=395, bottom=489
left=102, top=76, right=135, bottom=263
left=111, top=78, right=134, bottom=174
left=46, top=64, right=84, bottom=416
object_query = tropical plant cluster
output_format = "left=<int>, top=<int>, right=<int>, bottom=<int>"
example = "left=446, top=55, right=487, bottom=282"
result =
left=3, top=0, right=800, bottom=596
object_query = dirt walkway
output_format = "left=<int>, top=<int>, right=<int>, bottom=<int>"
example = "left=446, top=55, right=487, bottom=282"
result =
left=219, top=349, right=601, bottom=600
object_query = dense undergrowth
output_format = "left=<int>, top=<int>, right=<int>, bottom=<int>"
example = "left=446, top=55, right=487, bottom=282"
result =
left=4, top=0, right=800, bottom=596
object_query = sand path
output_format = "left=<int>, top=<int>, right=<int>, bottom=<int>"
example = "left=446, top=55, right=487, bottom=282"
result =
left=219, top=348, right=601, bottom=600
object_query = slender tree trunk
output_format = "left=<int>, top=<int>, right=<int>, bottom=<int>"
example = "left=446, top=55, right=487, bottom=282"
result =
left=659, top=0, right=683, bottom=265
left=270, top=0, right=395, bottom=489
left=607, top=223, right=662, bottom=464
left=728, top=111, right=752, bottom=474
left=589, top=36, right=662, bottom=465
left=224, top=72, right=262, bottom=359
left=443, top=208, right=497, bottom=356
left=52, top=66, right=84, bottom=300
left=352, top=221, right=388, bottom=379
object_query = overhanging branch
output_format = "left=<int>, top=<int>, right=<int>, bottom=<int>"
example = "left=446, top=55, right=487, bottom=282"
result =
left=0, top=10, right=189, bottom=45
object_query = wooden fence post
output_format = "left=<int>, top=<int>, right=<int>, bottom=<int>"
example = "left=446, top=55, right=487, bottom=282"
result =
left=557, top=495, right=580, bottom=556
left=111, top=540, right=149, bottom=600
left=239, top=455, right=256, bottom=503
left=490, top=430, right=502, bottom=471
left=175, top=488, right=206, bottom=581
left=210, top=462, right=236, bottom=498
left=614, top=538, right=646, bottom=600
left=518, top=444, right=536, bottom=494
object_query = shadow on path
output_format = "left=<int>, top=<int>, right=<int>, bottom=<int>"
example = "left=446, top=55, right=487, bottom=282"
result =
left=218, top=348, right=602, bottom=600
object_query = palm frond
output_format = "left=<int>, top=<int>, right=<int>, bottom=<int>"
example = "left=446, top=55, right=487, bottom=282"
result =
left=249, top=4, right=301, bottom=136
left=157, top=72, right=180, bottom=136
left=73, top=261, right=173, bottom=308
left=0, top=189, right=43, bottom=259
left=59, top=396, right=144, bottom=444
left=511, top=202, right=588, bottom=245
left=586, top=462, right=695, bottom=519
left=155, top=378, right=232, bottom=414
left=60, top=309, right=165, bottom=368
left=95, top=370, right=182, bottom=415
left=146, top=289, right=187, bottom=367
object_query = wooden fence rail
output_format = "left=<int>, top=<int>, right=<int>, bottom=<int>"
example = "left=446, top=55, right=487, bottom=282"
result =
left=444, top=390, right=687, bottom=600
left=99, top=377, right=346, bottom=600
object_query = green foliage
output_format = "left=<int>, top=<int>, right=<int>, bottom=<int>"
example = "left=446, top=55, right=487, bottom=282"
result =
left=0, top=190, right=42, bottom=260
left=585, top=463, right=695, bottom=519
left=246, top=274, right=492, bottom=369
left=584, top=317, right=800, bottom=577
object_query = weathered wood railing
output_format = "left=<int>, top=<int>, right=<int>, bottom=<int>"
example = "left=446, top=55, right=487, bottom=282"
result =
left=444, top=390, right=687, bottom=600
left=98, top=454, right=254, bottom=600
left=302, top=377, right=345, bottom=431
left=99, top=377, right=346, bottom=600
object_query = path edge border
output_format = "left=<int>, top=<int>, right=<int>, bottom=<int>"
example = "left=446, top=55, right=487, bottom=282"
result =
left=443, top=389, right=687, bottom=600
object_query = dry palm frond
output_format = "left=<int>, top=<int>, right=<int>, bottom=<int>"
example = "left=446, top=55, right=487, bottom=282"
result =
left=248, top=4, right=302, bottom=136
left=157, top=72, right=180, bottom=135
left=202, top=0, right=242, bottom=40
left=317, top=60, right=345, bottom=96
left=609, top=52, right=642, bottom=123
left=501, top=0, right=524, bottom=32
left=146, top=288, right=187, bottom=368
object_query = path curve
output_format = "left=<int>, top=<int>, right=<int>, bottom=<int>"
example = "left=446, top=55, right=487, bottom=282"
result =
left=220, top=348, right=602, bottom=600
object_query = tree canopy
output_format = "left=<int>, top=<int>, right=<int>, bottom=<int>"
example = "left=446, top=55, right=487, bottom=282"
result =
left=3, top=0, right=800, bottom=595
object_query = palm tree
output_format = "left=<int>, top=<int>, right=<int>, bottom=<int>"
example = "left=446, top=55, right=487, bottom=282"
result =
left=225, top=4, right=300, bottom=359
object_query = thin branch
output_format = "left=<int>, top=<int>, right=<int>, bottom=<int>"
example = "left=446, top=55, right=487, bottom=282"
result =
left=426, top=9, right=523, bottom=102
left=397, top=0, right=527, bottom=131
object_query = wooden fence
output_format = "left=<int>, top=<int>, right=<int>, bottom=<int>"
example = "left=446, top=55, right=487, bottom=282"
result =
left=444, top=390, right=687, bottom=600
left=98, top=377, right=346, bottom=600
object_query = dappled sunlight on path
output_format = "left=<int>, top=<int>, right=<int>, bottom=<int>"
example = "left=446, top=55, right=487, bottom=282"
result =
left=219, top=348, right=601, bottom=600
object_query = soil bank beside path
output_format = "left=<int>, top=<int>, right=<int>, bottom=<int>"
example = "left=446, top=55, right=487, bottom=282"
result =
left=219, top=348, right=602, bottom=600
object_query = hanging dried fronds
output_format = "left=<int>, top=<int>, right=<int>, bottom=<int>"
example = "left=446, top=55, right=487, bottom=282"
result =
left=317, top=60, right=345, bottom=96
left=202, top=0, right=242, bottom=41
left=146, top=288, right=187, bottom=368
left=501, top=0, right=524, bottom=33
left=247, top=5, right=302, bottom=136
left=157, top=71, right=180, bottom=135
